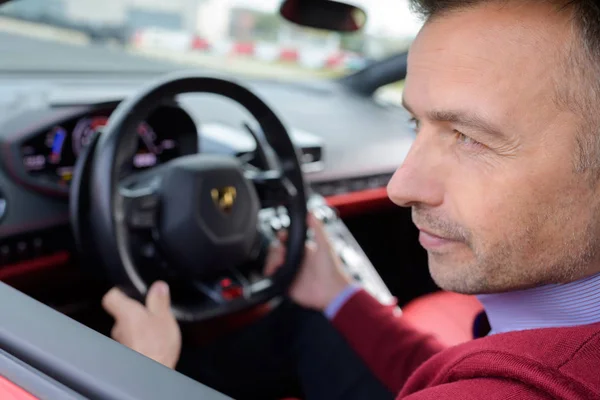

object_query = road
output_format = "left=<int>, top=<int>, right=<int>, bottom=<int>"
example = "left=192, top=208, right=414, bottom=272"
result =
left=0, top=31, right=185, bottom=73
left=0, top=28, right=339, bottom=80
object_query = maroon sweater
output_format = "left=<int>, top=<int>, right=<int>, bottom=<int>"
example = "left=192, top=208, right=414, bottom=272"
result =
left=332, top=289, right=600, bottom=399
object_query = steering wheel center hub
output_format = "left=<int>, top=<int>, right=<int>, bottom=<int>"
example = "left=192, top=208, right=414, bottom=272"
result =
left=158, top=154, right=260, bottom=278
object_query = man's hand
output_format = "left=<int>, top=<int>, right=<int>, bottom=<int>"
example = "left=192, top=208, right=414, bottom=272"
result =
left=101, top=281, right=181, bottom=369
left=265, top=213, right=353, bottom=311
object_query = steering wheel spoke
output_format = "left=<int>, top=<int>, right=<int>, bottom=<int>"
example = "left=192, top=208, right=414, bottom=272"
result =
left=244, top=167, right=298, bottom=208
left=119, top=174, right=162, bottom=230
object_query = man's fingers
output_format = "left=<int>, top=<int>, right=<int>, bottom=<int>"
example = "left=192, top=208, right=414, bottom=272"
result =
left=307, top=213, right=331, bottom=246
left=102, top=287, right=143, bottom=320
left=276, top=230, right=288, bottom=243
left=146, top=281, right=172, bottom=317
left=110, top=324, right=123, bottom=342
left=264, top=241, right=286, bottom=276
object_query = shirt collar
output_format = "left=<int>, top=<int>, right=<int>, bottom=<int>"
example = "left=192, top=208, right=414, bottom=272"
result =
left=476, top=272, right=600, bottom=335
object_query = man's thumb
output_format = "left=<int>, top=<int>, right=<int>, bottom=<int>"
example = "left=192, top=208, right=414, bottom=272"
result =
left=308, top=213, right=330, bottom=245
left=146, top=281, right=172, bottom=316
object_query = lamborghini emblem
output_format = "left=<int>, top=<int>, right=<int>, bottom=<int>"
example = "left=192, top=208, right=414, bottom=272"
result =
left=211, top=186, right=237, bottom=214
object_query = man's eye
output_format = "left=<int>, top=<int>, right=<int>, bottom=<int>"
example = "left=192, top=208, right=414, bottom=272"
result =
left=454, top=130, right=481, bottom=147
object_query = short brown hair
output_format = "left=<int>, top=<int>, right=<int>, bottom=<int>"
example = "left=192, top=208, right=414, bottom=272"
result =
left=409, top=0, right=600, bottom=173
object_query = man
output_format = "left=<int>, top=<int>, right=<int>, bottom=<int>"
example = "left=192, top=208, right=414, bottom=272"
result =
left=102, top=0, right=600, bottom=398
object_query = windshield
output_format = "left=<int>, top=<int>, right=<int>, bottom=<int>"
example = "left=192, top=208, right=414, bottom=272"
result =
left=0, top=0, right=422, bottom=80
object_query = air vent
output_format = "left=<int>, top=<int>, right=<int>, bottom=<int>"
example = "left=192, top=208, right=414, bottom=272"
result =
left=312, top=172, right=394, bottom=197
left=299, top=146, right=323, bottom=173
left=0, top=225, right=73, bottom=267
left=237, top=145, right=324, bottom=173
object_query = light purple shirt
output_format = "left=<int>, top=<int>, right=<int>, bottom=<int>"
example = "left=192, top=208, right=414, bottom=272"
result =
left=477, top=272, right=600, bottom=335
left=326, top=273, right=600, bottom=335
left=324, top=283, right=362, bottom=319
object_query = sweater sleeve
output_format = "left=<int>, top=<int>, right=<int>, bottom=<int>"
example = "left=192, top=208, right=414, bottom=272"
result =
left=401, top=377, right=553, bottom=400
left=331, top=288, right=445, bottom=394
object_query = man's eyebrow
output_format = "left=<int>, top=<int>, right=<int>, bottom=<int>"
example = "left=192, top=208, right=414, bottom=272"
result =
left=428, top=109, right=507, bottom=139
left=402, top=99, right=506, bottom=140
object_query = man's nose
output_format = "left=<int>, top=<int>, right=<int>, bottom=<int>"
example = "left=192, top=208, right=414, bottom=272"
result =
left=387, top=132, right=445, bottom=208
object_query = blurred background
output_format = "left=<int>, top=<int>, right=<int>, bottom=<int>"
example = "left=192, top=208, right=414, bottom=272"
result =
left=0, top=0, right=422, bottom=103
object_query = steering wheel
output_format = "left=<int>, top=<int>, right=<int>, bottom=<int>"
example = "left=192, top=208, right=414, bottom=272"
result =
left=70, top=73, right=308, bottom=322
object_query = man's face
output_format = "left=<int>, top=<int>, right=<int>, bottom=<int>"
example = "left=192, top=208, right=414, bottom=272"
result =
left=388, top=2, right=600, bottom=294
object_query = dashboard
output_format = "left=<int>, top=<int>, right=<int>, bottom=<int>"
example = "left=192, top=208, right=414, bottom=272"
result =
left=0, top=76, right=415, bottom=285
left=16, top=105, right=198, bottom=190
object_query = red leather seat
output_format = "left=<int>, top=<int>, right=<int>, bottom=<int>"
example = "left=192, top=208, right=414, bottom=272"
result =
left=401, top=291, right=484, bottom=347
left=0, top=376, right=38, bottom=400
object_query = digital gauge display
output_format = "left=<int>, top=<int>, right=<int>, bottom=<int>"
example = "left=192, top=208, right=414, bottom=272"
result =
left=72, top=116, right=107, bottom=156
left=21, top=115, right=179, bottom=186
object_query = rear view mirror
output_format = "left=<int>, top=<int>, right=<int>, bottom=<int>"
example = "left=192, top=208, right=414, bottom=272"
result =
left=280, top=0, right=367, bottom=33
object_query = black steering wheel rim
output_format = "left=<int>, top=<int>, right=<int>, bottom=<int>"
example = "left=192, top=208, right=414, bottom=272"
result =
left=71, top=72, right=307, bottom=322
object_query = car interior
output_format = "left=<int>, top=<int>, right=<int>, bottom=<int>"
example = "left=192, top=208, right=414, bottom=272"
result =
left=0, top=0, right=483, bottom=398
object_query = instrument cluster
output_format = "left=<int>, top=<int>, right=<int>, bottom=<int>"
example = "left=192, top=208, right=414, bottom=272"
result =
left=20, top=105, right=197, bottom=187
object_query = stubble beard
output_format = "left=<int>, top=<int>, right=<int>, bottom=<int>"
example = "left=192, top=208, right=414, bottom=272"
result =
left=425, top=201, right=600, bottom=295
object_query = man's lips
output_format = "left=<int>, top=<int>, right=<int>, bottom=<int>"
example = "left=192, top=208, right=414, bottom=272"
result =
left=417, top=228, right=462, bottom=250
